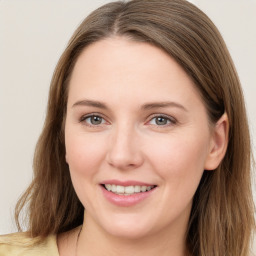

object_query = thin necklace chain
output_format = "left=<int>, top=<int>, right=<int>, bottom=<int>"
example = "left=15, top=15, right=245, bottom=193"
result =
left=75, top=226, right=82, bottom=256
left=74, top=226, right=189, bottom=255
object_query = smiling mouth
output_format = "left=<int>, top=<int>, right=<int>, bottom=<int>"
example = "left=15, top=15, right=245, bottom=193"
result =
left=102, top=184, right=157, bottom=196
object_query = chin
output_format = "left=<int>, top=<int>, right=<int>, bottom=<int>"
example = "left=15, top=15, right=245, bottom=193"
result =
left=105, top=225, right=152, bottom=240
left=98, top=214, right=156, bottom=240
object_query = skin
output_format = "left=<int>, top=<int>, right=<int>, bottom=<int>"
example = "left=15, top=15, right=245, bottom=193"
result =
left=58, top=37, right=228, bottom=256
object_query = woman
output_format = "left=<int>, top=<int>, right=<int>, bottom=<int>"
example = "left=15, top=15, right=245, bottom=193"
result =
left=0, top=0, right=255, bottom=255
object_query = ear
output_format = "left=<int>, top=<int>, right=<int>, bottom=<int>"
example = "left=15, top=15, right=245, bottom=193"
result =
left=204, top=113, right=229, bottom=171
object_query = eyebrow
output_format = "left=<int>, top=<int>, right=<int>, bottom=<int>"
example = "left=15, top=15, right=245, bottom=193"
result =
left=72, top=99, right=108, bottom=109
left=72, top=99, right=187, bottom=112
left=142, top=102, right=188, bottom=112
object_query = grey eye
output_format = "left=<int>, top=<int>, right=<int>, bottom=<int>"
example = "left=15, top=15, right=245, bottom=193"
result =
left=149, top=116, right=171, bottom=126
left=148, top=115, right=175, bottom=126
left=155, top=117, right=169, bottom=125
left=91, top=116, right=102, bottom=125
left=85, top=115, right=105, bottom=125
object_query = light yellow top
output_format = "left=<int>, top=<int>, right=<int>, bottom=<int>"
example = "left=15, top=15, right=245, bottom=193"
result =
left=0, top=232, right=59, bottom=256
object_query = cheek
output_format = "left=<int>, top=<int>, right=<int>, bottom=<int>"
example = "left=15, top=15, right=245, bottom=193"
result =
left=144, top=131, right=210, bottom=224
left=65, top=130, right=106, bottom=177
left=145, top=130, right=209, bottom=186
left=65, top=130, right=108, bottom=208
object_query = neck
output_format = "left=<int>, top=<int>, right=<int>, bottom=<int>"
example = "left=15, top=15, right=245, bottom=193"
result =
left=76, top=212, right=189, bottom=256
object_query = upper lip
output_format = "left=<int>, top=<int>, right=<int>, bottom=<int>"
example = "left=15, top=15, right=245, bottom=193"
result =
left=101, top=179, right=156, bottom=186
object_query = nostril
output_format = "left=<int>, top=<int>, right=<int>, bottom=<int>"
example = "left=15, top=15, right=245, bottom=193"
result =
left=106, top=151, right=144, bottom=170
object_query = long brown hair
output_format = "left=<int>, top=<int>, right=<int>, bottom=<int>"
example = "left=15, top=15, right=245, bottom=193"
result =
left=15, top=0, right=255, bottom=255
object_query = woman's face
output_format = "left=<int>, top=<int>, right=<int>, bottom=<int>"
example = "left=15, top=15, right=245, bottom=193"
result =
left=65, top=37, right=217, bottom=239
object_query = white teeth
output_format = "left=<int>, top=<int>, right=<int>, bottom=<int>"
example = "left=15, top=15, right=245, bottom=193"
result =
left=105, top=184, right=111, bottom=191
left=125, top=186, right=134, bottom=194
left=116, top=185, right=125, bottom=194
left=104, top=184, right=155, bottom=195
left=134, top=185, right=140, bottom=193
left=141, top=186, right=147, bottom=192
left=112, top=184, right=117, bottom=192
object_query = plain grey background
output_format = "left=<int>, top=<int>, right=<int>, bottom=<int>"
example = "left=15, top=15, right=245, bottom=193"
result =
left=0, top=0, right=255, bottom=251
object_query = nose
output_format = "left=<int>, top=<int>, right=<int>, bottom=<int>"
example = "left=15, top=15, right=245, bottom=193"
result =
left=106, top=124, right=144, bottom=171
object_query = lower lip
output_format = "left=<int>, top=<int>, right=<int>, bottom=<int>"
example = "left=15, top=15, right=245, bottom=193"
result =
left=100, top=186, right=156, bottom=207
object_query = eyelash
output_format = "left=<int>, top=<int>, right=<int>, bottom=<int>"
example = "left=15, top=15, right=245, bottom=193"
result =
left=79, top=113, right=108, bottom=127
left=79, top=113, right=177, bottom=127
left=147, top=114, right=177, bottom=127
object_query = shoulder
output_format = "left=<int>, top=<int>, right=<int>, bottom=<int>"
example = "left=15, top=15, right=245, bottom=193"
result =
left=0, top=232, right=59, bottom=256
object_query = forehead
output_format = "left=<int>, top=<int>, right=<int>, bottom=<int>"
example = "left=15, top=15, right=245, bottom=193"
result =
left=67, top=37, right=203, bottom=110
